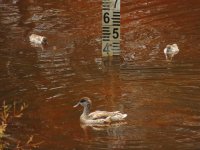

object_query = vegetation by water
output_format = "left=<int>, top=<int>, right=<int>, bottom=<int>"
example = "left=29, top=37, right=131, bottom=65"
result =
left=0, top=101, right=43, bottom=150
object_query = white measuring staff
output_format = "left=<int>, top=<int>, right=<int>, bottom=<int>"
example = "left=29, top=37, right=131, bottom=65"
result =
left=102, top=0, right=120, bottom=57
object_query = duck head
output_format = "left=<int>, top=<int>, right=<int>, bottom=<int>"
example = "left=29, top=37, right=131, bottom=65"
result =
left=73, top=97, right=92, bottom=108
left=164, top=44, right=179, bottom=54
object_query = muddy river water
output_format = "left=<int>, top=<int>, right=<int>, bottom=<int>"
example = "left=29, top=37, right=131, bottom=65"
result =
left=0, top=0, right=200, bottom=149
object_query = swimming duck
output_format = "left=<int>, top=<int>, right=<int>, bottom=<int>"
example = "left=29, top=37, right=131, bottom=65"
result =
left=73, top=97, right=127, bottom=124
left=29, top=34, right=47, bottom=45
left=164, top=44, right=179, bottom=61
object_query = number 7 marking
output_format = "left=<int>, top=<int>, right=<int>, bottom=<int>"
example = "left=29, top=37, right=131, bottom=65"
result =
left=114, top=0, right=118, bottom=8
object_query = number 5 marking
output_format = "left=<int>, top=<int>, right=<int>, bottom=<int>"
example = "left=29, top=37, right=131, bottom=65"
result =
left=114, top=0, right=118, bottom=8
left=113, top=28, right=119, bottom=39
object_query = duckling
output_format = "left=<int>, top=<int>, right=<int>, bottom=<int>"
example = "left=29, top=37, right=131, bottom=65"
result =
left=73, top=97, right=127, bottom=124
left=164, top=44, right=179, bottom=61
left=29, top=34, right=47, bottom=45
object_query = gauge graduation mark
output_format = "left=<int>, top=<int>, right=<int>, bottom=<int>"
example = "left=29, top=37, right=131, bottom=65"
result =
left=102, top=0, right=120, bottom=56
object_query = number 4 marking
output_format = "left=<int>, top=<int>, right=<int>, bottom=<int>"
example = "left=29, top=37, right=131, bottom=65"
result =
left=103, top=43, right=110, bottom=52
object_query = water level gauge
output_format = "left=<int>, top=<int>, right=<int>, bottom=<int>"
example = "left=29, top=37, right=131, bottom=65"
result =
left=102, top=0, right=120, bottom=57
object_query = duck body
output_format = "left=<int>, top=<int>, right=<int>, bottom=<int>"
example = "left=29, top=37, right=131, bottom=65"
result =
left=74, top=97, right=127, bottom=124
left=29, top=34, right=47, bottom=45
left=164, top=44, right=179, bottom=60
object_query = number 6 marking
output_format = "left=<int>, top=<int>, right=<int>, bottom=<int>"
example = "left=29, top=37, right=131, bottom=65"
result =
left=104, top=12, right=110, bottom=23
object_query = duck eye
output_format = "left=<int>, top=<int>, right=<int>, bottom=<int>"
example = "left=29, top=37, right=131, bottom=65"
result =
left=80, top=99, right=86, bottom=103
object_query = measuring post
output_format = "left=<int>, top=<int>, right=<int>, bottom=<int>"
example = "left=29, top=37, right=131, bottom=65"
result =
left=102, top=0, right=120, bottom=57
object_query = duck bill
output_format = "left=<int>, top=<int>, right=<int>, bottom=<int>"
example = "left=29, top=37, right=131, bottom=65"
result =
left=73, top=102, right=80, bottom=108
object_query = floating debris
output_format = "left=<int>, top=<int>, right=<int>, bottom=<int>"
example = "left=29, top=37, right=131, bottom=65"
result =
left=29, top=34, right=47, bottom=45
left=122, top=52, right=135, bottom=62
left=164, top=44, right=179, bottom=61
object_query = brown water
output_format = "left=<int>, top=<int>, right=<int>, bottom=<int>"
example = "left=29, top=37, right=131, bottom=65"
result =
left=0, top=0, right=200, bottom=149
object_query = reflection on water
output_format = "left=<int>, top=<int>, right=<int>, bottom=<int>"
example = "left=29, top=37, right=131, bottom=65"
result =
left=79, top=123, right=127, bottom=149
left=0, top=0, right=200, bottom=149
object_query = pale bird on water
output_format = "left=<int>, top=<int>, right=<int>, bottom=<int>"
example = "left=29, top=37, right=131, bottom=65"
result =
left=164, top=44, right=179, bottom=61
left=74, top=97, right=127, bottom=124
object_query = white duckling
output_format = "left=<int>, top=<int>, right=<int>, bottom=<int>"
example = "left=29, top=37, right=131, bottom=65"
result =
left=29, top=34, right=47, bottom=45
left=74, top=97, right=127, bottom=124
left=164, top=44, right=179, bottom=61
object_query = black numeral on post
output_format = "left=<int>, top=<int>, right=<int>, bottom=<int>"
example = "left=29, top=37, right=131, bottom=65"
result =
left=114, top=0, right=118, bottom=8
left=103, top=43, right=110, bottom=52
left=113, top=28, right=119, bottom=39
left=104, top=12, right=110, bottom=23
